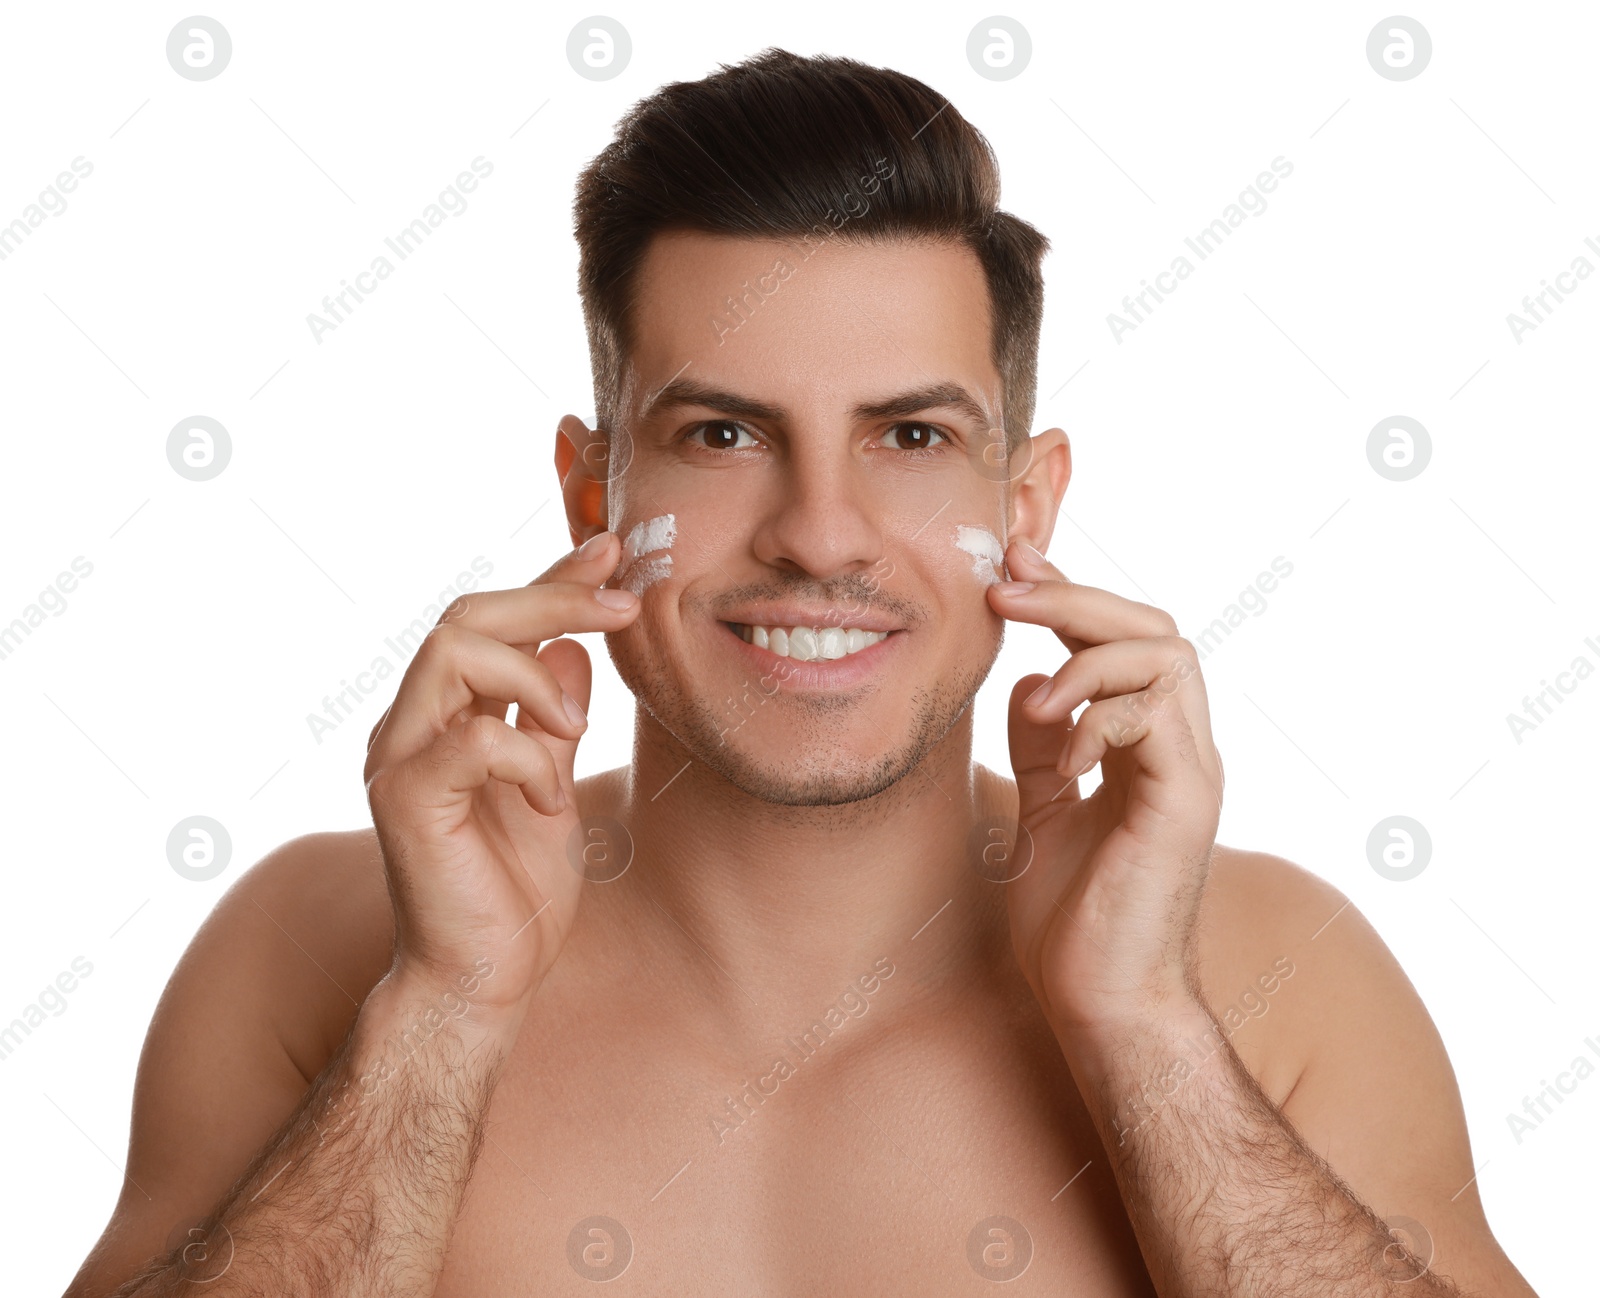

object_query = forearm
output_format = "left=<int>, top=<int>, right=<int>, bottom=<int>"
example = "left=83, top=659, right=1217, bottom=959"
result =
left=111, top=969, right=522, bottom=1298
left=1058, top=1000, right=1458, bottom=1297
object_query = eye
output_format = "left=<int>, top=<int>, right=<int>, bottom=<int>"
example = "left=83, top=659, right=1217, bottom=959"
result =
left=881, top=422, right=948, bottom=452
left=686, top=420, right=760, bottom=451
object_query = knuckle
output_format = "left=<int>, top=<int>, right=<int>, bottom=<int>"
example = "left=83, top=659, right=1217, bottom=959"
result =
left=418, top=621, right=463, bottom=664
left=1061, top=662, right=1093, bottom=702
left=1166, top=636, right=1198, bottom=669
left=431, top=713, right=479, bottom=762
left=460, top=711, right=501, bottom=750
left=365, top=709, right=389, bottom=755
left=437, top=592, right=476, bottom=625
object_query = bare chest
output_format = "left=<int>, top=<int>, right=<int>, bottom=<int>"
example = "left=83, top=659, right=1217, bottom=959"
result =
left=432, top=988, right=1156, bottom=1297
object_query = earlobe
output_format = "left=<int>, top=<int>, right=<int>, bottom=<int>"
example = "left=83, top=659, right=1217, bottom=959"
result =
left=557, top=413, right=609, bottom=543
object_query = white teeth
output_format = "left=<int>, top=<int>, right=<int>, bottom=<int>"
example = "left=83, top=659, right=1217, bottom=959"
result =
left=737, top=623, right=890, bottom=661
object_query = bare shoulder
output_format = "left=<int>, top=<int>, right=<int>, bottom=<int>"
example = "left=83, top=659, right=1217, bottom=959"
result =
left=237, top=828, right=397, bottom=1073
left=63, top=829, right=396, bottom=1296
left=1191, top=845, right=1535, bottom=1292
left=1192, top=839, right=1449, bottom=1125
left=1187, top=844, right=1353, bottom=1103
left=1190, top=843, right=1441, bottom=1106
left=145, top=825, right=397, bottom=1096
left=1193, top=843, right=1350, bottom=1012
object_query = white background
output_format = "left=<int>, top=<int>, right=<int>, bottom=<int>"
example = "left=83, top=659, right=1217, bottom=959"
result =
left=2, top=3, right=1594, bottom=1293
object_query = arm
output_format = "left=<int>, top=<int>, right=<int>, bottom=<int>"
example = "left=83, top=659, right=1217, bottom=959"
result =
left=1056, top=991, right=1510, bottom=1296
left=987, top=525, right=1536, bottom=1296
left=106, top=966, right=524, bottom=1298
left=67, top=535, right=637, bottom=1296
left=1167, top=848, right=1536, bottom=1296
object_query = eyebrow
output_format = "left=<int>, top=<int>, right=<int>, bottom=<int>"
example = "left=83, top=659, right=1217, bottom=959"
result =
left=640, top=376, right=996, bottom=434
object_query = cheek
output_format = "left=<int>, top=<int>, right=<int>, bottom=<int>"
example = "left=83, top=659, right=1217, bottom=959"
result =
left=614, top=512, right=678, bottom=596
left=950, top=524, right=1007, bottom=586
left=914, top=552, right=1006, bottom=649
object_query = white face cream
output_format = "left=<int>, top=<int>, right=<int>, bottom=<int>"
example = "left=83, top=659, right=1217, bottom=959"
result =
left=619, top=513, right=677, bottom=595
left=953, top=524, right=1006, bottom=585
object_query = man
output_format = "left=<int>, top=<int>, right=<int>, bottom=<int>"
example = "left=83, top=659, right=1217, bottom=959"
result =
left=68, top=49, right=1536, bottom=1296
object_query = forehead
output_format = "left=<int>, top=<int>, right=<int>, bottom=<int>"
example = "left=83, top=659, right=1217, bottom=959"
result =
left=625, top=230, right=1000, bottom=420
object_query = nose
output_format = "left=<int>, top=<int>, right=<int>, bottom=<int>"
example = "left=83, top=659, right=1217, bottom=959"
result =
left=751, top=437, right=886, bottom=582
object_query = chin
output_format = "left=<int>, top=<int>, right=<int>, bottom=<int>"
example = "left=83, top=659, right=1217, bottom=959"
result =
left=606, top=611, right=1001, bottom=808
left=697, top=737, right=918, bottom=808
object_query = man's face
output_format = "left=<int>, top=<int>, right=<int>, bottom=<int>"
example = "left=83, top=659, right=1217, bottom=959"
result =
left=597, top=231, right=1017, bottom=807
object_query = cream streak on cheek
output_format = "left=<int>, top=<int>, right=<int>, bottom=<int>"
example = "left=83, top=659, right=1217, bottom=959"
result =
left=953, top=524, right=1006, bottom=585
left=619, top=513, right=677, bottom=595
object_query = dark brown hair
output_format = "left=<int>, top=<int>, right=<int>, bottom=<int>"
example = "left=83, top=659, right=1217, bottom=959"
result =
left=572, top=46, right=1051, bottom=458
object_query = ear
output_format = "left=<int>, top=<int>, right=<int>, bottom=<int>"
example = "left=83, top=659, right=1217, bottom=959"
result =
left=555, top=413, right=609, bottom=547
left=1007, top=427, right=1071, bottom=556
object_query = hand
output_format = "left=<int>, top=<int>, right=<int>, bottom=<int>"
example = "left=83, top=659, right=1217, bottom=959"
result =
left=362, top=532, right=642, bottom=1016
left=987, top=540, right=1224, bottom=1041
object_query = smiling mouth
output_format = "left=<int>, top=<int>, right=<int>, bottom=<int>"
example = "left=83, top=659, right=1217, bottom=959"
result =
left=722, top=622, right=895, bottom=663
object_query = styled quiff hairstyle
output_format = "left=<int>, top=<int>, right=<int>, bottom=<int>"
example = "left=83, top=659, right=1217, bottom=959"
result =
left=572, top=47, right=1051, bottom=458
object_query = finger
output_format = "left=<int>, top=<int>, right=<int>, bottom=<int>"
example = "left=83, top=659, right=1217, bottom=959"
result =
left=1020, top=637, right=1201, bottom=723
left=988, top=543, right=1178, bottom=651
left=436, top=577, right=640, bottom=648
left=380, top=712, right=566, bottom=818
left=369, top=625, right=588, bottom=771
left=1058, top=689, right=1210, bottom=791
left=364, top=543, right=637, bottom=780
left=1023, top=638, right=1221, bottom=789
left=516, top=636, right=593, bottom=804
left=1007, top=673, right=1084, bottom=823
left=529, top=529, right=625, bottom=586
left=988, top=578, right=1178, bottom=651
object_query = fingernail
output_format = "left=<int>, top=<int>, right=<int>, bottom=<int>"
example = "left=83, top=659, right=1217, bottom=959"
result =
left=577, top=531, right=611, bottom=559
left=562, top=691, right=587, bottom=728
left=1024, top=678, right=1054, bottom=707
left=594, top=587, right=637, bottom=609
left=994, top=581, right=1036, bottom=597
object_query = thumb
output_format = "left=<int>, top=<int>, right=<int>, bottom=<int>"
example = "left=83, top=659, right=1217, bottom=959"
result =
left=1007, top=673, right=1081, bottom=825
left=518, top=636, right=593, bottom=799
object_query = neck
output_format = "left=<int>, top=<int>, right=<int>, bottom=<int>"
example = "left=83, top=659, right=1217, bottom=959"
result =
left=596, top=704, right=1016, bottom=1030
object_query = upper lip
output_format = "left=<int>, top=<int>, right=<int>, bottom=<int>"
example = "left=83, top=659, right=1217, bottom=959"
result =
left=721, top=606, right=903, bottom=633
